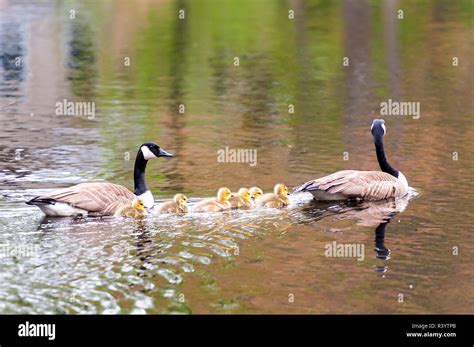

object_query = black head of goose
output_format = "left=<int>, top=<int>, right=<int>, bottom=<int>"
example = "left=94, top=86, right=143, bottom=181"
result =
left=293, top=119, right=408, bottom=201
left=26, top=142, right=173, bottom=216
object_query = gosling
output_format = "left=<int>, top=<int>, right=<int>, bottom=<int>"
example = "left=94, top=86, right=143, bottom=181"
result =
left=249, top=187, right=263, bottom=201
left=193, top=187, right=232, bottom=212
left=255, top=184, right=290, bottom=208
left=229, top=188, right=252, bottom=210
left=153, top=194, right=188, bottom=214
left=114, top=198, right=147, bottom=218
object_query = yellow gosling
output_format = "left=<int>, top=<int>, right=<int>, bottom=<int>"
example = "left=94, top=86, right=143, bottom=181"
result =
left=255, top=184, right=290, bottom=208
left=114, top=198, right=147, bottom=218
left=249, top=187, right=263, bottom=202
left=229, top=188, right=252, bottom=209
left=193, top=187, right=232, bottom=212
left=153, top=194, right=188, bottom=214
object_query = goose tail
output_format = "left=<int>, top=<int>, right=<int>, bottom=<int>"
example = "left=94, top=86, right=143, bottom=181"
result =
left=26, top=197, right=56, bottom=206
left=293, top=181, right=319, bottom=193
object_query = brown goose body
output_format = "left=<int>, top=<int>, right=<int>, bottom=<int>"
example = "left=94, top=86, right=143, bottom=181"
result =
left=295, top=170, right=408, bottom=201
left=29, top=182, right=135, bottom=216
left=293, top=119, right=409, bottom=201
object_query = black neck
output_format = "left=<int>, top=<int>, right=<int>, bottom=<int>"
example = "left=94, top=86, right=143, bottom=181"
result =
left=134, top=149, right=149, bottom=195
left=374, top=134, right=398, bottom=177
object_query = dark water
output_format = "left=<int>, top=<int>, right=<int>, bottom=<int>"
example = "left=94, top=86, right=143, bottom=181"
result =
left=0, top=0, right=473, bottom=313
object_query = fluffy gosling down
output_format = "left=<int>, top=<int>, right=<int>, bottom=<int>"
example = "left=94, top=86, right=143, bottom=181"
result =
left=193, top=187, right=232, bottom=212
left=114, top=198, right=147, bottom=218
left=229, top=188, right=252, bottom=209
left=255, top=184, right=290, bottom=208
left=153, top=194, right=188, bottom=214
left=249, top=187, right=263, bottom=201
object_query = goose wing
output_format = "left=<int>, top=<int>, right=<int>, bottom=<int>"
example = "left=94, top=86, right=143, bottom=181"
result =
left=295, top=170, right=406, bottom=200
left=33, top=182, right=135, bottom=214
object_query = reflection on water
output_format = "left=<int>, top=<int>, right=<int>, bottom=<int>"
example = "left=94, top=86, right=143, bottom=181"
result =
left=297, top=190, right=415, bottom=274
left=374, top=221, right=390, bottom=275
left=0, top=0, right=473, bottom=313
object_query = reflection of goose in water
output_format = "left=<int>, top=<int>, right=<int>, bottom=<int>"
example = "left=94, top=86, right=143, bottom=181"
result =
left=374, top=221, right=390, bottom=260
left=293, top=189, right=414, bottom=227
left=292, top=190, right=416, bottom=272
left=327, top=195, right=410, bottom=227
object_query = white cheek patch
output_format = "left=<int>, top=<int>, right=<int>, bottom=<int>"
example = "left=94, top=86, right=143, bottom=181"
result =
left=141, top=146, right=156, bottom=160
left=381, top=123, right=386, bottom=134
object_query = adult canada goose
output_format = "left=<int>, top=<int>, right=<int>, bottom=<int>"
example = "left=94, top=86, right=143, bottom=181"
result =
left=293, top=119, right=408, bottom=201
left=26, top=142, right=173, bottom=216
left=229, top=188, right=252, bottom=209
left=114, top=198, right=147, bottom=218
left=255, top=184, right=290, bottom=208
left=193, top=187, right=232, bottom=212
left=152, top=194, right=188, bottom=214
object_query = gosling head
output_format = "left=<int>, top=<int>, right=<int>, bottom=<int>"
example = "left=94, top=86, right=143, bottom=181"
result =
left=174, top=193, right=188, bottom=206
left=371, top=119, right=386, bottom=138
left=132, top=198, right=146, bottom=212
left=139, top=142, right=174, bottom=160
left=217, top=187, right=232, bottom=203
left=274, top=184, right=289, bottom=197
left=237, top=188, right=251, bottom=202
left=249, top=187, right=263, bottom=199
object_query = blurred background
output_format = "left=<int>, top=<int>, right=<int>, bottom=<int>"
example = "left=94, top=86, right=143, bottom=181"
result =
left=0, top=0, right=473, bottom=314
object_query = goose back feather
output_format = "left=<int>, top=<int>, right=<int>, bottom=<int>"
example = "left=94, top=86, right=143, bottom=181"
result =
left=295, top=170, right=407, bottom=201
left=28, top=182, right=135, bottom=216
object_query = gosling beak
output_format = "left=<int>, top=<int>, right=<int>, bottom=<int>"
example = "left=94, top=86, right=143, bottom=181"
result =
left=158, top=148, right=174, bottom=158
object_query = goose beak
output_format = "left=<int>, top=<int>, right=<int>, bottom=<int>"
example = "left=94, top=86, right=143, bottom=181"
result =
left=158, top=148, right=174, bottom=157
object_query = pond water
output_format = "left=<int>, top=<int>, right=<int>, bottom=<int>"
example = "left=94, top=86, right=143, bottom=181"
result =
left=0, top=0, right=473, bottom=314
